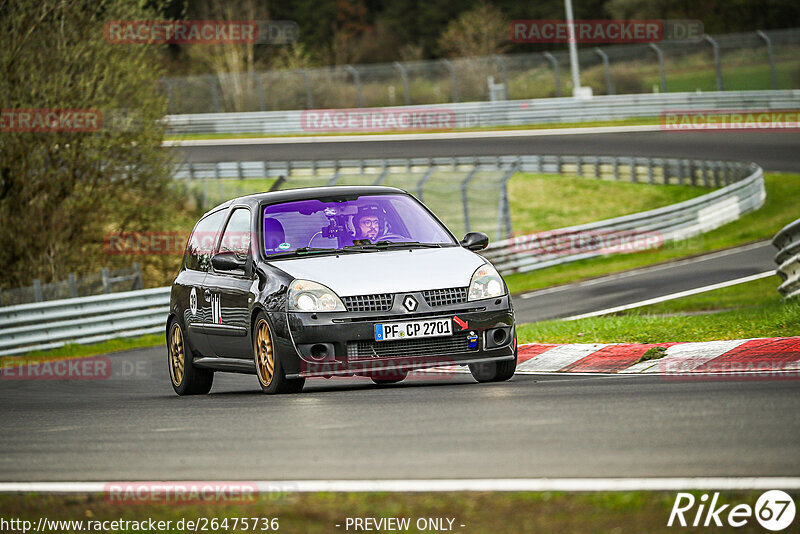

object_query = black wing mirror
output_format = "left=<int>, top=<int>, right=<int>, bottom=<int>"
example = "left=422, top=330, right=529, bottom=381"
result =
left=460, top=232, right=489, bottom=251
left=212, top=252, right=247, bottom=271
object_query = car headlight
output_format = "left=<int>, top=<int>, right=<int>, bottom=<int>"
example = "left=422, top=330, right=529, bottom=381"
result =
left=468, top=263, right=506, bottom=301
left=288, top=280, right=346, bottom=312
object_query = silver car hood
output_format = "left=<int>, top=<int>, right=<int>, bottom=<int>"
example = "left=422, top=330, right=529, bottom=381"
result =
left=272, top=246, right=486, bottom=296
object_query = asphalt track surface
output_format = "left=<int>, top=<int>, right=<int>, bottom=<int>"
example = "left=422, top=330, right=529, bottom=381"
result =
left=177, top=130, right=800, bottom=172
left=514, top=241, right=776, bottom=322
left=1, top=349, right=799, bottom=481
left=0, top=242, right=793, bottom=482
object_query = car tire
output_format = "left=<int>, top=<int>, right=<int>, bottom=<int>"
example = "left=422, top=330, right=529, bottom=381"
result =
left=168, top=318, right=213, bottom=395
left=469, top=345, right=517, bottom=383
left=370, top=371, right=408, bottom=385
left=253, top=312, right=305, bottom=394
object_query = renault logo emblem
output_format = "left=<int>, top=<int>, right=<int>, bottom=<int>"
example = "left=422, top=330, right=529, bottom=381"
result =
left=403, top=295, right=418, bottom=312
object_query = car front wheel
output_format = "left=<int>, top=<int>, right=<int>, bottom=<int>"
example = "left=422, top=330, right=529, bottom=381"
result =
left=253, top=313, right=305, bottom=394
left=469, top=346, right=517, bottom=383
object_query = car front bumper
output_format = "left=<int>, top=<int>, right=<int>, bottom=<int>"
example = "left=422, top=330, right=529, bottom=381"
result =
left=274, top=294, right=515, bottom=379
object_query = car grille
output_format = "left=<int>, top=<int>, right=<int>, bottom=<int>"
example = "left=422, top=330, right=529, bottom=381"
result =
left=348, top=334, right=473, bottom=360
left=342, top=293, right=394, bottom=312
left=422, top=287, right=468, bottom=307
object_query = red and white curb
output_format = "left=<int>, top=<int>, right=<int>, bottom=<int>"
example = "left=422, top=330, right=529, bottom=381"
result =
left=426, top=337, right=800, bottom=376
left=516, top=337, right=800, bottom=375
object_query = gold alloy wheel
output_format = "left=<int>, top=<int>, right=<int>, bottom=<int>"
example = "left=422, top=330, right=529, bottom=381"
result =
left=255, top=318, right=275, bottom=387
left=168, top=323, right=185, bottom=387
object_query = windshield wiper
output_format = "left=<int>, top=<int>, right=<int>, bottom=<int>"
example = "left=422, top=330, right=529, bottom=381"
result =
left=344, top=240, right=443, bottom=251
left=267, top=247, right=338, bottom=259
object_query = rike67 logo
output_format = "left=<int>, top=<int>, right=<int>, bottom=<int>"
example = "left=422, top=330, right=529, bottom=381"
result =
left=668, top=490, right=796, bottom=530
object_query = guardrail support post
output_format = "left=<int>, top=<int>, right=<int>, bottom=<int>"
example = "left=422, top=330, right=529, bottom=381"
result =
left=300, top=70, right=313, bottom=109
left=543, top=52, right=561, bottom=97
left=497, top=161, right=519, bottom=239
left=647, top=158, right=654, bottom=184
left=576, top=155, right=583, bottom=177
left=345, top=65, right=364, bottom=107
left=161, top=78, right=175, bottom=114
left=756, top=31, right=778, bottom=90
left=393, top=62, right=411, bottom=106
left=207, top=75, right=221, bottom=112
left=101, top=268, right=111, bottom=294
left=613, top=159, right=619, bottom=181
left=594, top=48, right=613, bottom=95
left=68, top=273, right=78, bottom=298
left=417, top=161, right=435, bottom=201
left=629, top=159, right=637, bottom=183
left=33, top=279, right=43, bottom=303
left=251, top=72, right=266, bottom=111
left=703, top=35, right=724, bottom=91
left=442, top=59, right=459, bottom=103
left=494, top=55, right=509, bottom=99
left=594, top=157, right=601, bottom=179
left=648, top=44, right=666, bottom=93
left=461, top=167, right=478, bottom=232
left=133, top=263, right=143, bottom=290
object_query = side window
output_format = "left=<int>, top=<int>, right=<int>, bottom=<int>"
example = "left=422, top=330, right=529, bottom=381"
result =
left=218, top=208, right=252, bottom=259
left=184, top=210, right=226, bottom=272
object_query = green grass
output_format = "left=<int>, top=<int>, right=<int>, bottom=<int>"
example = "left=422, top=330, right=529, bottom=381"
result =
left=645, top=60, right=799, bottom=93
left=508, top=173, right=704, bottom=235
left=4, top=333, right=165, bottom=362
left=517, top=275, right=800, bottom=344
left=0, top=491, right=778, bottom=533
left=505, top=172, right=800, bottom=295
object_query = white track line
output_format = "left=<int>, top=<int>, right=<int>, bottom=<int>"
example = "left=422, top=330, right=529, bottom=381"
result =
left=164, top=124, right=662, bottom=147
left=519, top=241, right=771, bottom=300
left=562, top=271, right=775, bottom=321
left=3, top=478, right=800, bottom=492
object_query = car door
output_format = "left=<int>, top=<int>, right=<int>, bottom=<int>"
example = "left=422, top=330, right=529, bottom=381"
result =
left=181, top=209, right=228, bottom=358
left=204, top=206, right=256, bottom=359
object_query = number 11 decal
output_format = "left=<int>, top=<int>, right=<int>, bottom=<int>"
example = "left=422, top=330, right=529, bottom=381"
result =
left=211, top=293, right=222, bottom=324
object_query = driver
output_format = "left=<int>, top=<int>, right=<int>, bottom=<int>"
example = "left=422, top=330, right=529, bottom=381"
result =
left=353, top=206, right=383, bottom=242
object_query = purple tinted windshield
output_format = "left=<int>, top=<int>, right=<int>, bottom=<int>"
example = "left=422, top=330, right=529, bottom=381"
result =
left=263, top=194, right=454, bottom=255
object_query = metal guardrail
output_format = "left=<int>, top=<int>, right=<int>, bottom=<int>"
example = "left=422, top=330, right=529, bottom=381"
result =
left=482, top=157, right=765, bottom=274
left=773, top=218, right=800, bottom=299
left=164, top=90, right=800, bottom=135
left=0, top=288, right=169, bottom=356
left=1, top=154, right=765, bottom=355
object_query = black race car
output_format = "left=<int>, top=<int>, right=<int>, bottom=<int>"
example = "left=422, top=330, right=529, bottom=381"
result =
left=167, top=186, right=516, bottom=395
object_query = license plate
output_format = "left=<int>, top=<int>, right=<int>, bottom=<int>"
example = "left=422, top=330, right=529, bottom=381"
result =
left=374, top=318, right=452, bottom=342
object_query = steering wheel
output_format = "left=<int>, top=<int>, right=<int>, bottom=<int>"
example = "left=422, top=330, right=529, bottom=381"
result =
left=377, top=232, right=408, bottom=242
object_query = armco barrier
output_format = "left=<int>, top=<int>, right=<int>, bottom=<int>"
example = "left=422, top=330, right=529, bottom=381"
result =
left=0, top=155, right=765, bottom=355
left=483, top=157, right=764, bottom=274
left=0, top=288, right=169, bottom=356
left=164, top=90, right=800, bottom=135
left=773, top=218, right=800, bottom=299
